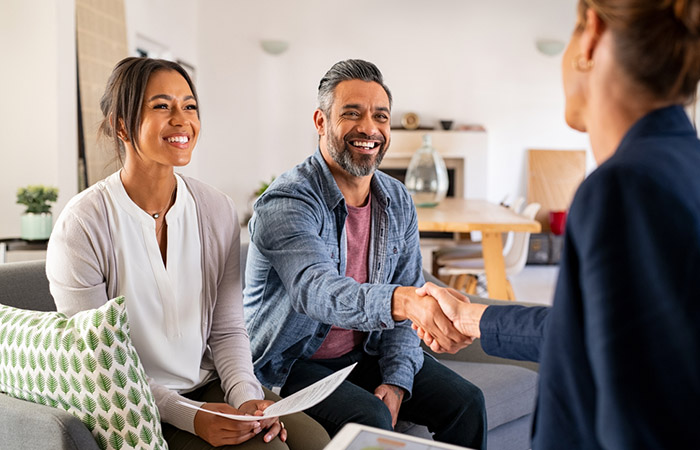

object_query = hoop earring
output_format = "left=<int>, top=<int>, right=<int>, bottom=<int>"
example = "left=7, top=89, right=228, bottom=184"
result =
left=572, top=55, right=594, bottom=72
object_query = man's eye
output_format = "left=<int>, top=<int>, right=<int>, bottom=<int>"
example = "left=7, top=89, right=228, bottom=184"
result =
left=344, top=112, right=359, bottom=118
left=376, top=114, right=389, bottom=121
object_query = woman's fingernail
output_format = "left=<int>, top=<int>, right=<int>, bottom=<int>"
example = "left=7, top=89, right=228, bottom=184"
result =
left=265, top=434, right=272, bottom=442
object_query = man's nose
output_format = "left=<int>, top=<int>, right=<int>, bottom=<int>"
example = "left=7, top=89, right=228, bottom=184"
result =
left=356, top=114, right=378, bottom=136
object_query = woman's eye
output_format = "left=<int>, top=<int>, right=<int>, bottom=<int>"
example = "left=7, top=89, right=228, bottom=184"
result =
left=153, top=104, right=168, bottom=110
left=185, top=104, right=198, bottom=110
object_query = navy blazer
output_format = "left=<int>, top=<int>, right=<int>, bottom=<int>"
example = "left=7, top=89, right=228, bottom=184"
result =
left=480, top=105, right=700, bottom=449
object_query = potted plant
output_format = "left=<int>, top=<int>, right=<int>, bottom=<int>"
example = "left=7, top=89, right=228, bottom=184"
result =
left=16, top=185, right=59, bottom=240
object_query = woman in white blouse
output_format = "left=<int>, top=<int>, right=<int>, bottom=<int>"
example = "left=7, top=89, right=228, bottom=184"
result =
left=46, top=57, right=329, bottom=450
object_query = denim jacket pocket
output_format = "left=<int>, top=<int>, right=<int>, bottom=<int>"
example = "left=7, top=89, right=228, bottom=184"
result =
left=385, top=237, right=405, bottom=282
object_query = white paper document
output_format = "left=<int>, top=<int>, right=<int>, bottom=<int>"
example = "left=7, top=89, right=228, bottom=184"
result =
left=178, top=362, right=357, bottom=421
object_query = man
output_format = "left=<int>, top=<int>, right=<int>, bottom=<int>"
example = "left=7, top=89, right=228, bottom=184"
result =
left=243, top=59, right=486, bottom=449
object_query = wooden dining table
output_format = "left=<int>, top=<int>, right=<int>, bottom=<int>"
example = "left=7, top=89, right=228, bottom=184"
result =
left=416, top=198, right=541, bottom=300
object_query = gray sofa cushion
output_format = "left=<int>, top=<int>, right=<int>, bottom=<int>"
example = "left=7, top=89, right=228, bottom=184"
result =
left=0, top=260, right=54, bottom=311
left=438, top=360, right=537, bottom=430
left=0, top=390, right=100, bottom=450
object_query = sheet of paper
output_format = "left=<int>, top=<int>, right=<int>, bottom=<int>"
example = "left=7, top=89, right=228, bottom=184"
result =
left=178, top=362, right=357, bottom=421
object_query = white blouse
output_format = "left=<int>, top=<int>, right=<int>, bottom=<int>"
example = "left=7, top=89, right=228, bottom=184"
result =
left=104, top=171, right=210, bottom=391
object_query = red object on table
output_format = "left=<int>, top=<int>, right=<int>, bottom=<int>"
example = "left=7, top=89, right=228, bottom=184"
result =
left=549, top=210, right=567, bottom=235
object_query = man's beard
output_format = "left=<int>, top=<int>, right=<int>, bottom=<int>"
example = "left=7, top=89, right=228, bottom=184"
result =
left=327, top=126, right=388, bottom=177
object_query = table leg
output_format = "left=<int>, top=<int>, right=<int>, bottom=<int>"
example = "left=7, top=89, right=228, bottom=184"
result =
left=481, top=231, right=512, bottom=300
left=0, top=242, right=6, bottom=264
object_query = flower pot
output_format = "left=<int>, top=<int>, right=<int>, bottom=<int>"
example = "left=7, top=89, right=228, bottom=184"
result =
left=20, top=212, right=53, bottom=240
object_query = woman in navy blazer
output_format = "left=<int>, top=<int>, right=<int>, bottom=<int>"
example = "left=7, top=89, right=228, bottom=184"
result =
left=416, top=0, right=700, bottom=448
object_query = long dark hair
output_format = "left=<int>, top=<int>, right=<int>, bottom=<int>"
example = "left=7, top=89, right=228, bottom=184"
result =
left=98, top=57, right=199, bottom=162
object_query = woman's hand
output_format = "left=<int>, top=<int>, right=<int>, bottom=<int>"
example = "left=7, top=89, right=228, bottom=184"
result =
left=239, top=399, right=288, bottom=443
left=193, top=402, right=263, bottom=446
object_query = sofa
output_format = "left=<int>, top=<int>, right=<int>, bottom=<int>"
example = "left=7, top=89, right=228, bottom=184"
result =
left=0, top=254, right=538, bottom=450
left=0, top=260, right=100, bottom=450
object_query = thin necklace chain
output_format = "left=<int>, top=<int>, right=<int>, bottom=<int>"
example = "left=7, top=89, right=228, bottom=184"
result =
left=151, top=181, right=177, bottom=219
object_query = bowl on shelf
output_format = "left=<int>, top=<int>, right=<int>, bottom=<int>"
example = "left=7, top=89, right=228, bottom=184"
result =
left=439, top=120, right=453, bottom=130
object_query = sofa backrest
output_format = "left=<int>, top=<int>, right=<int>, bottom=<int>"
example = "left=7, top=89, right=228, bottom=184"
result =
left=0, top=260, right=55, bottom=312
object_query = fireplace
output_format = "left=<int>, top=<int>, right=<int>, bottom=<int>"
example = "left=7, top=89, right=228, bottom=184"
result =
left=380, top=129, right=488, bottom=200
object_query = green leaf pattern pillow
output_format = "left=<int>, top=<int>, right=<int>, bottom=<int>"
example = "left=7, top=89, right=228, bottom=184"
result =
left=0, top=296, right=167, bottom=450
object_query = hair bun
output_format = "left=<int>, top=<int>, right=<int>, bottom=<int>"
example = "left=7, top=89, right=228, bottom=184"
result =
left=672, top=0, right=700, bottom=36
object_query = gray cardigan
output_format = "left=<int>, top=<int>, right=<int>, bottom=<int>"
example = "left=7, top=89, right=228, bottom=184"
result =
left=46, top=173, right=264, bottom=434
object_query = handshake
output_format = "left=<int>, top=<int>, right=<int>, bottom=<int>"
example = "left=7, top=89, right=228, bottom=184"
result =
left=393, top=282, right=489, bottom=354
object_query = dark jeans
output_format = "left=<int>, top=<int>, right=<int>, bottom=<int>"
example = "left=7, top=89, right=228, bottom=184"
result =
left=281, top=349, right=487, bottom=449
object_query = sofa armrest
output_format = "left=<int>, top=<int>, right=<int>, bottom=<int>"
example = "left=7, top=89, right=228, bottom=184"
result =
left=0, top=393, right=100, bottom=450
left=421, top=270, right=540, bottom=372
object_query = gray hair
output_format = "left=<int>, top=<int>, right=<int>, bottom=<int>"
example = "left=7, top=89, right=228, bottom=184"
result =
left=317, top=59, right=393, bottom=115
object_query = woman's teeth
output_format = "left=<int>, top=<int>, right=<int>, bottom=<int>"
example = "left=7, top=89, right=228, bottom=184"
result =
left=167, top=136, right=189, bottom=143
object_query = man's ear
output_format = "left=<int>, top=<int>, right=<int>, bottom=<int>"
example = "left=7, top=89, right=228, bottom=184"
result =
left=313, top=109, right=326, bottom=137
left=580, top=7, right=605, bottom=61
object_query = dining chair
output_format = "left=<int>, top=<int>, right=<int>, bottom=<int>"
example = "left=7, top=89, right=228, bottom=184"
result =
left=437, top=202, right=541, bottom=300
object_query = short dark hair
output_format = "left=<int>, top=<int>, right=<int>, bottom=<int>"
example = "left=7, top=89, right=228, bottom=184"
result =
left=98, top=57, right=199, bottom=160
left=317, top=59, right=393, bottom=115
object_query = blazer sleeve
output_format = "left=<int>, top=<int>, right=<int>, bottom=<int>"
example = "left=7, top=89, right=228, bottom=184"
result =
left=479, top=305, right=550, bottom=362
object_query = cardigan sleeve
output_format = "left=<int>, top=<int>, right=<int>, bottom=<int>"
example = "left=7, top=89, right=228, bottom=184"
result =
left=47, top=198, right=112, bottom=315
left=180, top=176, right=264, bottom=412
left=203, top=199, right=265, bottom=408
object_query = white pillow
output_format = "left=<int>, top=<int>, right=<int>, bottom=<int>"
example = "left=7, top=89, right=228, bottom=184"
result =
left=0, top=296, right=167, bottom=450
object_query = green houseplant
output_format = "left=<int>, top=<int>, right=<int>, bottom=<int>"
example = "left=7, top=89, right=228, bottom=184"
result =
left=16, top=185, right=59, bottom=240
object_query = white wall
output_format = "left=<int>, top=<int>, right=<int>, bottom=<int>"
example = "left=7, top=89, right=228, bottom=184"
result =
left=0, top=0, right=77, bottom=238
left=196, top=0, right=592, bottom=215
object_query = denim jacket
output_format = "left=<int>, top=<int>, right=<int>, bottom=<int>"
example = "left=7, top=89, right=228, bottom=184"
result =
left=244, top=149, right=425, bottom=395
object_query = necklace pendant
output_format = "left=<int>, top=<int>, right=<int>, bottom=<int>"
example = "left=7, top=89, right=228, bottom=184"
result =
left=152, top=213, right=160, bottom=219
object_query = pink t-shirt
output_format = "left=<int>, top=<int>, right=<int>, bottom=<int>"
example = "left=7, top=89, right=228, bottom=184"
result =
left=311, top=195, right=371, bottom=359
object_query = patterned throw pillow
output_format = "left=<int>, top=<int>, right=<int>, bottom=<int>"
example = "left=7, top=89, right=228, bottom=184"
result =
left=0, top=296, right=167, bottom=450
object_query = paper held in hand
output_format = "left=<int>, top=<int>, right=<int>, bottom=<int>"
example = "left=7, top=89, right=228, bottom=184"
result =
left=178, top=362, right=357, bottom=421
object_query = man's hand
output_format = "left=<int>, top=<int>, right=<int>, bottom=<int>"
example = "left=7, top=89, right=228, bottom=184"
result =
left=239, top=399, right=288, bottom=443
left=194, top=402, right=262, bottom=446
left=412, top=283, right=488, bottom=353
left=374, top=384, right=405, bottom=427
left=392, top=285, right=472, bottom=353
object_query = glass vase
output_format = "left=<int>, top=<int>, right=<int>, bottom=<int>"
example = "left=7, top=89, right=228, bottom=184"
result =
left=405, top=134, right=449, bottom=207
